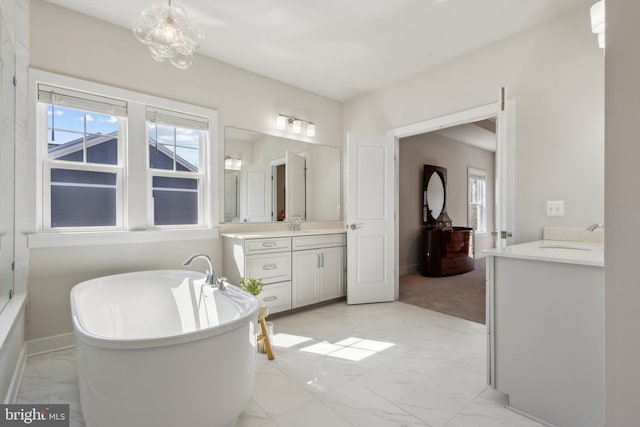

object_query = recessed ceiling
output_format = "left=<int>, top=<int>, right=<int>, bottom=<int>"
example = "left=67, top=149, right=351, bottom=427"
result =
left=44, top=0, right=589, bottom=101
left=434, top=120, right=497, bottom=152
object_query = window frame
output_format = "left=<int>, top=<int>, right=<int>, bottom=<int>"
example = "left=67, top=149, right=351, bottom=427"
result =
left=38, top=99, right=127, bottom=232
left=30, top=69, right=218, bottom=244
left=145, top=105, right=211, bottom=229
left=146, top=122, right=207, bottom=228
left=467, top=167, right=488, bottom=233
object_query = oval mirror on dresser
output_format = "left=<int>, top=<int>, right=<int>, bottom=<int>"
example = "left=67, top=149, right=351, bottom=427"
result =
left=426, top=171, right=445, bottom=220
left=421, top=164, right=475, bottom=277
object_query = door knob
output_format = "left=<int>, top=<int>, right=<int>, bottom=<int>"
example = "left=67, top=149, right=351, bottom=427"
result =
left=349, top=223, right=363, bottom=230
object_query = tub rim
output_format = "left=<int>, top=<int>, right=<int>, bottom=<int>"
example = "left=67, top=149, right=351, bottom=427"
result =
left=70, top=269, right=260, bottom=350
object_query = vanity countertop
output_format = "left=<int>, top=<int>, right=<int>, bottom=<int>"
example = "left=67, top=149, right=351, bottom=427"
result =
left=221, top=228, right=346, bottom=240
left=483, top=240, right=603, bottom=267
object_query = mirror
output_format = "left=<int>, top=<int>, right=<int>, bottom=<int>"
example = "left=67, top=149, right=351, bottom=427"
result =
left=422, top=164, right=448, bottom=228
left=426, top=172, right=445, bottom=219
left=224, top=127, right=341, bottom=223
left=0, top=9, right=15, bottom=313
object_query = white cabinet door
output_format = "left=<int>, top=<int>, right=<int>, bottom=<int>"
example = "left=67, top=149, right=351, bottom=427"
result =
left=292, top=250, right=319, bottom=308
left=319, top=246, right=344, bottom=301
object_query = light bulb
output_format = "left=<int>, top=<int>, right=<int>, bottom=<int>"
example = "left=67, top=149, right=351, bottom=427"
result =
left=306, top=123, right=316, bottom=137
left=277, top=116, right=287, bottom=130
left=590, top=1, right=604, bottom=34
left=292, top=120, right=302, bottom=134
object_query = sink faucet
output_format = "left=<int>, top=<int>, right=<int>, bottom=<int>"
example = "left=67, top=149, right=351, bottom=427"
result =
left=182, top=253, right=225, bottom=290
left=585, top=223, right=604, bottom=232
left=286, top=217, right=302, bottom=231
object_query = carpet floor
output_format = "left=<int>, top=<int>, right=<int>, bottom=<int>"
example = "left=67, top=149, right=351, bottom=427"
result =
left=399, top=257, right=486, bottom=324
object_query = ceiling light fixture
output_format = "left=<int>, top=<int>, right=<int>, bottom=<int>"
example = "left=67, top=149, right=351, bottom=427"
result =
left=590, top=1, right=605, bottom=49
left=132, top=1, right=204, bottom=69
left=277, top=114, right=316, bottom=137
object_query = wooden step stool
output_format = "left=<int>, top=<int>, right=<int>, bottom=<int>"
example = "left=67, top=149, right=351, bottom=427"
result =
left=257, top=305, right=275, bottom=360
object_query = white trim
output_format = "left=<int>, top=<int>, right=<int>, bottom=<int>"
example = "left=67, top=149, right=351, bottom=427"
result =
left=29, top=68, right=220, bottom=235
left=505, top=405, right=557, bottom=427
left=51, top=182, right=117, bottom=189
left=152, top=187, right=198, bottom=193
left=388, top=103, right=499, bottom=138
left=25, top=332, right=76, bottom=357
left=27, top=227, right=220, bottom=248
left=0, top=294, right=27, bottom=404
left=5, top=345, right=26, bottom=404
left=388, top=101, right=515, bottom=301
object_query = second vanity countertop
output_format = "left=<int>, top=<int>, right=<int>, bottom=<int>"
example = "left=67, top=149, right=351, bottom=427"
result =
left=483, top=240, right=604, bottom=267
left=221, top=228, right=346, bottom=240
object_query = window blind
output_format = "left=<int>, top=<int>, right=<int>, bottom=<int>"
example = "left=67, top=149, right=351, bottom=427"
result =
left=38, top=84, right=128, bottom=117
left=146, top=106, right=209, bottom=130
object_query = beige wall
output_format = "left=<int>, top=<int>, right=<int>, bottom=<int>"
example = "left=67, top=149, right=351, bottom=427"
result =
left=399, top=133, right=494, bottom=273
left=344, top=2, right=604, bottom=245
left=604, top=1, right=640, bottom=425
left=25, top=0, right=343, bottom=340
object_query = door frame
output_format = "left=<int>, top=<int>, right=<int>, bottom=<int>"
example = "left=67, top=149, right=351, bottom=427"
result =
left=387, top=100, right=515, bottom=299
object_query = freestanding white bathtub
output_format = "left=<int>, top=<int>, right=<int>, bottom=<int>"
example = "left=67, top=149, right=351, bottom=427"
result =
left=70, top=270, right=260, bottom=427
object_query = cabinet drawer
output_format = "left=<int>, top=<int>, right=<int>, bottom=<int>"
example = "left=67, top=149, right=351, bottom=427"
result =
left=258, top=281, right=292, bottom=314
left=292, top=233, right=345, bottom=250
left=245, top=253, right=291, bottom=284
left=245, top=237, right=291, bottom=255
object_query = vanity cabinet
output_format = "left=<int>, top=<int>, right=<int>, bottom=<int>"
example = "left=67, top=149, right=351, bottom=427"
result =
left=291, top=234, right=345, bottom=308
left=222, top=231, right=346, bottom=315
left=222, top=236, right=292, bottom=314
left=292, top=246, right=345, bottom=308
left=485, top=242, right=604, bottom=427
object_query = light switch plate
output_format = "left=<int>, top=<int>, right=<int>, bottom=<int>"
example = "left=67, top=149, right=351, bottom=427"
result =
left=546, top=200, right=564, bottom=216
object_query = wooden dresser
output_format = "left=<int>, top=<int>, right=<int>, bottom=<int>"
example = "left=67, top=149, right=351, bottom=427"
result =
left=421, top=226, right=475, bottom=277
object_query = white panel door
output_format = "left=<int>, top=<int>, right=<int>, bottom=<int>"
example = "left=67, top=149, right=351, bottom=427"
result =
left=285, top=151, right=306, bottom=220
left=346, top=133, right=395, bottom=304
left=239, top=165, right=271, bottom=222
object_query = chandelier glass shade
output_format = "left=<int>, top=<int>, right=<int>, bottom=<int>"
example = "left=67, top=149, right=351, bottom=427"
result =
left=132, top=2, right=204, bottom=69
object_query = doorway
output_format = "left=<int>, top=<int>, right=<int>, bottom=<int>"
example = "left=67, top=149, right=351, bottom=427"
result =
left=396, top=121, right=497, bottom=324
left=387, top=99, right=515, bottom=317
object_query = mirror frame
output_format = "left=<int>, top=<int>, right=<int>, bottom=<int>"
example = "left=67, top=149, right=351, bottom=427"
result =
left=423, top=164, right=448, bottom=229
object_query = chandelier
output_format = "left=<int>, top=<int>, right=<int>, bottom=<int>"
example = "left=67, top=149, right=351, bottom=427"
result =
left=132, top=1, right=205, bottom=69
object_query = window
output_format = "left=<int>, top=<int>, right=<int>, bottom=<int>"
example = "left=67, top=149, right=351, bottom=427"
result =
left=146, top=107, right=208, bottom=227
left=468, top=168, right=487, bottom=233
left=34, top=71, right=218, bottom=239
left=39, top=84, right=127, bottom=229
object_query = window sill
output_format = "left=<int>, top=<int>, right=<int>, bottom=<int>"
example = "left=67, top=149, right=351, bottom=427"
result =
left=27, top=228, right=220, bottom=249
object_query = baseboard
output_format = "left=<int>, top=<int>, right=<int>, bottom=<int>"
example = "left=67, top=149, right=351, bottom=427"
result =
left=25, top=332, right=76, bottom=357
left=4, top=345, right=27, bottom=404
left=399, top=264, right=420, bottom=275
left=506, top=404, right=557, bottom=427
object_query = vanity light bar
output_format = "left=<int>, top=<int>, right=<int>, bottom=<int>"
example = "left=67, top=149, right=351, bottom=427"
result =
left=277, top=113, right=316, bottom=137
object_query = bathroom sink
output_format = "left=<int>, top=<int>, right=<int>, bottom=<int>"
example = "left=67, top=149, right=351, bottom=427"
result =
left=539, top=245, right=592, bottom=251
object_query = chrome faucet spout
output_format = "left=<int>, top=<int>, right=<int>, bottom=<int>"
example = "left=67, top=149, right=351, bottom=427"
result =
left=585, top=223, right=604, bottom=232
left=286, top=217, right=302, bottom=231
left=182, top=253, right=223, bottom=289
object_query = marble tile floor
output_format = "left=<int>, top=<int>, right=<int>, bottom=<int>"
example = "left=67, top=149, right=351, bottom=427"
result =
left=17, top=301, right=543, bottom=427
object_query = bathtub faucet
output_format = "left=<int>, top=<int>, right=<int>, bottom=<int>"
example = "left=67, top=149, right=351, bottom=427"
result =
left=182, top=253, right=225, bottom=290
